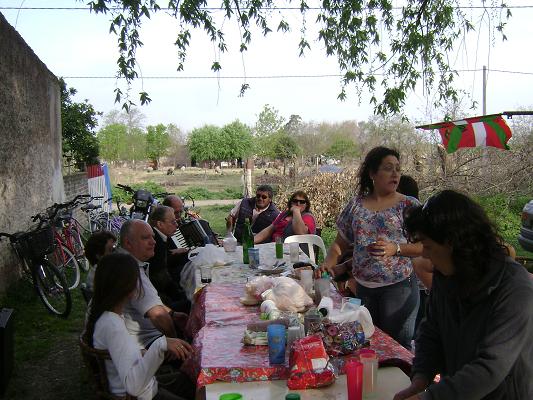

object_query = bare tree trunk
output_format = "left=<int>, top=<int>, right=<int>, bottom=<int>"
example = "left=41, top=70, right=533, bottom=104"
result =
left=243, top=158, right=254, bottom=197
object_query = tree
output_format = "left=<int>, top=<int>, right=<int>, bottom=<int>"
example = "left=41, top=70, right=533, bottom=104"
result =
left=325, top=136, right=359, bottom=161
left=271, top=131, right=300, bottom=175
left=187, top=125, right=221, bottom=165
left=97, top=123, right=127, bottom=162
left=220, top=120, right=254, bottom=160
left=167, top=123, right=189, bottom=166
left=60, top=78, right=100, bottom=170
left=253, top=104, right=285, bottom=158
left=88, top=1, right=509, bottom=116
left=146, top=123, right=171, bottom=170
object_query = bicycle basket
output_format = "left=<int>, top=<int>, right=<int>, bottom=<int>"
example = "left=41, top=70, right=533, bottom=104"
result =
left=18, top=225, right=56, bottom=260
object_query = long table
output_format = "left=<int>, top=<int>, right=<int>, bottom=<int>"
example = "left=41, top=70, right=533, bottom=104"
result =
left=182, top=244, right=414, bottom=394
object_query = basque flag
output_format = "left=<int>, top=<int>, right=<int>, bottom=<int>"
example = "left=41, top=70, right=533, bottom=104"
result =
left=87, top=163, right=112, bottom=212
left=418, top=114, right=512, bottom=153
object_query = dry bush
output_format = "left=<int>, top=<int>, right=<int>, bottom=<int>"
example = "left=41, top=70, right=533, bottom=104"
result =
left=274, top=169, right=359, bottom=228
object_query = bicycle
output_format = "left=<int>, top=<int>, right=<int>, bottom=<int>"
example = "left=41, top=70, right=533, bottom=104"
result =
left=46, top=197, right=88, bottom=290
left=0, top=216, right=72, bottom=318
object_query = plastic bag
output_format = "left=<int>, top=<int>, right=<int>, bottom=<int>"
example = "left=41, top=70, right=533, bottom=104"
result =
left=262, top=277, right=314, bottom=312
left=287, top=334, right=336, bottom=390
left=328, top=305, right=375, bottom=338
left=188, top=244, right=227, bottom=267
left=308, top=320, right=367, bottom=357
left=245, top=276, right=275, bottom=299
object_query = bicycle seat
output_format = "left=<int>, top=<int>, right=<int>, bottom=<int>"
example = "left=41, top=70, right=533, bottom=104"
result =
left=81, top=204, right=101, bottom=211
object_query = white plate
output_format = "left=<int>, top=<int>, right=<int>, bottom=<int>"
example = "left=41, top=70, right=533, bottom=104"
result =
left=257, top=265, right=285, bottom=275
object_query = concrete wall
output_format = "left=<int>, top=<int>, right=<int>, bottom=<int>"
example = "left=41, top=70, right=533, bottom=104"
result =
left=64, top=172, right=89, bottom=223
left=0, top=13, right=64, bottom=293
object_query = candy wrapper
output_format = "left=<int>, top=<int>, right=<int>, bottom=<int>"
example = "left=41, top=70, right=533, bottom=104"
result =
left=287, top=334, right=336, bottom=390
left=309, top=320, right=367, bottom=357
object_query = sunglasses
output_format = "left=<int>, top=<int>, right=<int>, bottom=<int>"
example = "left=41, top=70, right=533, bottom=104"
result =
left=291, top=199, right=307, bottom=205
left=256, top=194, right=269, bottom=200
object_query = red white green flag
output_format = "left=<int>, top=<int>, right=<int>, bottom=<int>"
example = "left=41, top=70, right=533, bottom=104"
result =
left=417, top=114, right=512, bottom=153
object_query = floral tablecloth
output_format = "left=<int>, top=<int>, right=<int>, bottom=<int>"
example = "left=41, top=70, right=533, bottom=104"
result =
left=183, top=280, right=414, bottom=388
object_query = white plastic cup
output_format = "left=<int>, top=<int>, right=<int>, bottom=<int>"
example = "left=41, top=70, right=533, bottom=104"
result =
left=289, top=242, right=300, bottom=263
left=360, top=350, right=378, bottom=397
left=300, top=269, right=313, bottom=294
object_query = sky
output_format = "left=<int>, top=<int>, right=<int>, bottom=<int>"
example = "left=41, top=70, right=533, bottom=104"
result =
left=2, top=0, right=533, bottom=133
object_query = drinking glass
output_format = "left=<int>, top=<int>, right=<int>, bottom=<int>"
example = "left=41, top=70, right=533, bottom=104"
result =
left=200, top=265, right=212, bottom=284
left=289, top=242, right=300, bottom=263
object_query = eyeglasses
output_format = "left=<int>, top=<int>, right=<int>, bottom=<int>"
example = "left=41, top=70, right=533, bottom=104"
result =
left=291, top=199, right=307, bottom=205
left=164, top=219, right=178, bottom=225
left=256, top=194, right=269, bottom=200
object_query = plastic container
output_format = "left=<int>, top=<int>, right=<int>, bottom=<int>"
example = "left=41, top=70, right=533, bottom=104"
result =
left=285, top=394, right=301, bottom=400
left=289, top=242, right=300, bottom=263
left=345, top=360, right=363, bottom=400
left=300, top=269, right=313, bottom=294
left=222, top=230, right=237, bottom=252
left=314, top=273, right=331, bottom=305
left=248, top=247, right=260, bottom=269
left=303, top=308, right=321, bottom=335
left=267, top=324, right=286, bottom=364
left=359, top=350, right=378, bottom=397
left=219, top=394, right=242, bottom=400
left=276, top=237, right=284, bottom=259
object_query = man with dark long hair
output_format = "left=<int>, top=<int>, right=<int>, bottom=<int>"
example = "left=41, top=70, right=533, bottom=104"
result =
left=395, top=189, right=533, bottom=400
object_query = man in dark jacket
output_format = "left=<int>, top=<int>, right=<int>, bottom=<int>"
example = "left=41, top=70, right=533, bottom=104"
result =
left=147, top=205, right=191, bottom=314
left=228, top=184, right=279, bottom=244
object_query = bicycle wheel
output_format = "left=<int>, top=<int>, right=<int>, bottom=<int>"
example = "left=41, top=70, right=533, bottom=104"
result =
left=71, top=224, right=90, bottom=272
left=32, top=260, right=72, bottom=318
left=48, top=244, right=81, bottom=290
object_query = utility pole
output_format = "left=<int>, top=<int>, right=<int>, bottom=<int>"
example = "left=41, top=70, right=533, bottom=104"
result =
left=482, top=65, right=487, bottom=115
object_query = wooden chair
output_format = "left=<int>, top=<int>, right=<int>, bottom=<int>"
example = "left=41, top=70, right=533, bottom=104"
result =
left=284, top=234, right=327, bottom=264
left=78, top=336, right=136, bottom=400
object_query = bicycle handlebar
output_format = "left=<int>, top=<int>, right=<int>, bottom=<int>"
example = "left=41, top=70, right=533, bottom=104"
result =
left=116, top=184, right=134, bottom=193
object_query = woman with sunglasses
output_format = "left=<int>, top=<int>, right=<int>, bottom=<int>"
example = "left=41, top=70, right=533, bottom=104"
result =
left=394, top=190, right=533, bottom=400
left=253, top=190, right=316, bottom=244
left=319, top=146, right=422, bottom=350
left=83, top=252, right=194, bottom=400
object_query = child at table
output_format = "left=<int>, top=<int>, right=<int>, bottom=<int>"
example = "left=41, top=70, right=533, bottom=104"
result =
left=83, top=252, right=195, bottom=400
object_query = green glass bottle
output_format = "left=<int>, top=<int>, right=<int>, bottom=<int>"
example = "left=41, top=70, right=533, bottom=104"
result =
left=242, top=218, right=254, bottom=264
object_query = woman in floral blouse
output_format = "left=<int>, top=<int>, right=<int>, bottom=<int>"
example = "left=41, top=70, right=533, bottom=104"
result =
left=320, top=146, right=422, bottom=349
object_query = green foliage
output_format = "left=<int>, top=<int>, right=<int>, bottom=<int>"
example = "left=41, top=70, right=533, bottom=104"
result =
left=466, top=194, right=531, bottom=257
left=86, top=1, right=510, bottom=117
left=187, top=125, right=221, bottom=163
left=60, top=78, right=101, bottom=169
left=253, top=104, right=286, bottom=158
left=219, top=120, right=254, bottom=159
left=146, top=123, right=171, bottom=169
left=112, top=180, right=167, bottom=204
left=97, top=123, right=146, bottom=162
left=325, top=135, right=359, bottom=160
left=270, top=131, right=300, bottom=161
left=180, top=186, right=241, bottom=200
left=187, top=122, right=253, bottom=163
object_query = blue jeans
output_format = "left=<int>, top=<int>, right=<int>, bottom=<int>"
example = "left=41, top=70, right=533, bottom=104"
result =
left=356, top=273, right=419, bottom=350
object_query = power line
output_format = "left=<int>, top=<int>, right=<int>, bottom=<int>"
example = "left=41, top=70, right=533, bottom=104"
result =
left=2, top=4, right=533, bottom=11
left=61, top=69, right=533, bottom=80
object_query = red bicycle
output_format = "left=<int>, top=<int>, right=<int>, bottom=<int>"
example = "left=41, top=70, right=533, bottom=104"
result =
left=48, top=195, right=93, bottom=289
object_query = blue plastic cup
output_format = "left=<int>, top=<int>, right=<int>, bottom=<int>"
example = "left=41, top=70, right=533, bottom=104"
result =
left=267, top=323, right=286, bottom=364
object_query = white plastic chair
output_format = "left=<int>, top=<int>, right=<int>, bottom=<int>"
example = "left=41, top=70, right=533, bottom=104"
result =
left=284, top=234, right=327, bottom=264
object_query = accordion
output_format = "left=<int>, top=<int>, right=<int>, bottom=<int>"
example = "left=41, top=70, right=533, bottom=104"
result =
left=172, top=219, right=217, bottom=249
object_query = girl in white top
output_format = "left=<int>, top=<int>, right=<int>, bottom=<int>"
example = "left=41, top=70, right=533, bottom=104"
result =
left=83, top=252, right=194, bottom=400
